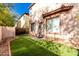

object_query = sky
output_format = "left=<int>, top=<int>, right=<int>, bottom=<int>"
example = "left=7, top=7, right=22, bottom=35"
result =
left=10, top=3, right=31, bottom=16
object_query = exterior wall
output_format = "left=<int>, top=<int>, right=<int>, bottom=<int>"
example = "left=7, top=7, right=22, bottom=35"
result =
left=25, top=14, right=30, bottom=30
left=18, top=14, right=26, bottom=28
left=29, top=3, right=79, bottom=48
left=15, top=14, right=30, bottom=34
left=29, top=3, right=64, bottom=36
left=20, top=15, right=25, bottom=28
left=0, top=26, right=15, bottom=43
left=16, top=14, right=29, bottom=29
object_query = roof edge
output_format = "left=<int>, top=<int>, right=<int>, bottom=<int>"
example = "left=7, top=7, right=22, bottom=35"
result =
left=43, top=5, right=73, bottom=18
left=28, top=3, right=35, bottom=9
left=18, top=13, right=29, bottom=21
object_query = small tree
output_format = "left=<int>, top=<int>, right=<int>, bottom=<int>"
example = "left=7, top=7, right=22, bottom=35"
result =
left=0, top=4, right=15, bottom=27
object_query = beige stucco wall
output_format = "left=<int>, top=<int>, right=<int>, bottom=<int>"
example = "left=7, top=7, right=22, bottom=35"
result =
left=16, top=14, right=29, bottom=29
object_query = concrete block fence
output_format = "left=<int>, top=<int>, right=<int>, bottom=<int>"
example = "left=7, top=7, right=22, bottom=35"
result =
left=0, top=26, right=15, bottom=56
left=0, top=26, right=15, bottom=43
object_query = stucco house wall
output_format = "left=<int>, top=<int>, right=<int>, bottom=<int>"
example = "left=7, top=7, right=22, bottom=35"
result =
left=16, top=13, right=29, bottom=29
left=29, top=3, right=79, bottom=48
left=15, top=13, right=30, bottom=34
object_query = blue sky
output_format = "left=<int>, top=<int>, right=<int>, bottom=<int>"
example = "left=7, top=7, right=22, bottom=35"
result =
left=10, top=3, right=31, bottom=16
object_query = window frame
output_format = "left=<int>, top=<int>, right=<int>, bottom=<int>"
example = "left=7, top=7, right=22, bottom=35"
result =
left=30, top=22, right=36, bottom=32
left=46, top=16, right=60, bottom=34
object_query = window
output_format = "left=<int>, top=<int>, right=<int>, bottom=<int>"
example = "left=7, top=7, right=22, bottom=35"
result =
left=31, top=23, right=36, bottom=32
left=47, top=17, right=60, bottom=33
left=37, top=22, right=44, bottom=38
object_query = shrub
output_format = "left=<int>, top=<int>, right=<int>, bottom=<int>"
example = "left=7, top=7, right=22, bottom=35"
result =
left=15, top=28, right=28, bottom=35
left=35, top=40, right=78, bottom=56
left=0, top=4, right=15, bottom=27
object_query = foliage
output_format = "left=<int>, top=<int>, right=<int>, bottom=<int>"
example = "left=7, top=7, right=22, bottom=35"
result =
left=35, top=40, right=78, bottom=56
left=11, top=35, right=78, bottom=56
left=15, top=28, right=28, bottom=35
left=11, top=35, right=57, bottom=56
left=77, top=49, right=79, bottom=56
left=0, top=4, right=15, bottom=26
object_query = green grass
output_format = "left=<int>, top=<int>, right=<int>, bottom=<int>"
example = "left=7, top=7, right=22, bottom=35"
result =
left=10, top=35, right=57, bottom=56
left=10, top=34, right=79, bottom=56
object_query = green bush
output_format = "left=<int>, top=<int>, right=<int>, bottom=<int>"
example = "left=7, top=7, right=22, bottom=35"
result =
left=35, top=40, right=78, bottom=56
left=0, top=4, right=15, bottom=27
left=16, top=28, right=27, bottom=35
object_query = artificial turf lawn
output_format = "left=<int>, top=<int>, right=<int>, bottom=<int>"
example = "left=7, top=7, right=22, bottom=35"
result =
left=10, top=34, right=79, bottom=56
left=10, top=35, right=57, bottom=56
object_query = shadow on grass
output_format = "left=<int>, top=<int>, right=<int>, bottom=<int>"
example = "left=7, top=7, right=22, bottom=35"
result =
left=10, top=36, right=58, bottom=56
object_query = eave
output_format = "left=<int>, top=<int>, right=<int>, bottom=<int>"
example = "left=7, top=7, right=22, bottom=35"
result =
left=42, top=5, right=73, bottom=18
left=28, top=3, right=35, bottom=9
